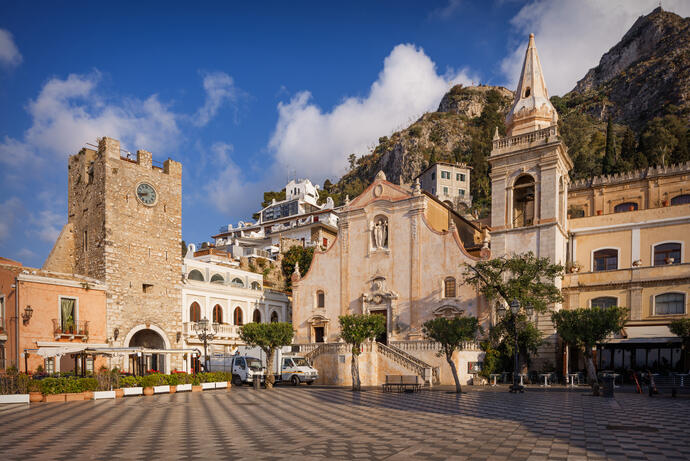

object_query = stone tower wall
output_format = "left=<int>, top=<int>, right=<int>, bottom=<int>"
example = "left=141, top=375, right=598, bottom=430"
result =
left=100, top=138, right=183, bottom=371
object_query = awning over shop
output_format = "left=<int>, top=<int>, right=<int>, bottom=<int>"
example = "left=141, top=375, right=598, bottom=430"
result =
left=35, top=344, right=88, bottom=358
left=601, top=325, right=681, bottom=345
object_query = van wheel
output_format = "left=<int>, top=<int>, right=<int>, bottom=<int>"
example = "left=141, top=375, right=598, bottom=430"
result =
left=291, top=375, right=300, bottom=386
left=232, top=375, right=243, bottom=387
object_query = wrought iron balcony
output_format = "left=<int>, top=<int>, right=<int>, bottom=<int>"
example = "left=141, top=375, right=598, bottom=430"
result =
left=52, top=319, right=89, bottom=339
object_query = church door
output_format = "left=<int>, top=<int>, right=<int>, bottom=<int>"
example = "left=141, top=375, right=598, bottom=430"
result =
left=314, top=327, right=324, bottom=343
left=371, top=310, right=388, bottom=345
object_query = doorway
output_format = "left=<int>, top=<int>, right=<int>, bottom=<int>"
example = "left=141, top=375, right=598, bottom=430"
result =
left=371, top=310, right=388, bottom=344
left=314, top=326, right=325, bottom=343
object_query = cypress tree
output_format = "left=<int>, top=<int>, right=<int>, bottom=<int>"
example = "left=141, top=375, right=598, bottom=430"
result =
left=602, top=117, right=617, bottom=175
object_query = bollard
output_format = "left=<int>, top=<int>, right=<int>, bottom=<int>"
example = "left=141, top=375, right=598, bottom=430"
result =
left=602, top=376, right=614, bottom=398
left=253, top=375, right=260, bottom=390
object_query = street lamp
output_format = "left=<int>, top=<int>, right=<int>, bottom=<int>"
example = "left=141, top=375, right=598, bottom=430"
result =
left=497, top=299, right=533, bottom=393
left=193, top=317, right=218, bottom=371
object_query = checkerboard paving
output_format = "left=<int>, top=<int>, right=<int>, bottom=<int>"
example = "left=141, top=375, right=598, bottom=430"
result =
left=1, top=387, right=689, bottom=460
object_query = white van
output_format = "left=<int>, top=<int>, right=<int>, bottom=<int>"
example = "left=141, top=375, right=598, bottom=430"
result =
left=208, top=354, right=265, bottom=386
left=235, top=346, right=319, bottom=386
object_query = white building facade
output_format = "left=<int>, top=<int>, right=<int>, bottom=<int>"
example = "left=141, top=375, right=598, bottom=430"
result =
left=181, top=245, right=290, bottom=371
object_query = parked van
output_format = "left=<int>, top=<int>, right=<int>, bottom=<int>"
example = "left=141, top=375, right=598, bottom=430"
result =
left=236, top=346, right=319, bottom=385
left=208, top=354, right=265, bottom=386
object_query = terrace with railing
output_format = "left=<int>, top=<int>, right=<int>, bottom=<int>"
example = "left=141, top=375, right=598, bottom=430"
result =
left=491, top=125, right=558, bottom=155
left=52, top=320, right=89, bottom=340
left=183, top=322, right=240, bottom=340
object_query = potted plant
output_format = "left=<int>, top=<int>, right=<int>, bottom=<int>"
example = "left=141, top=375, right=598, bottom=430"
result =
left=191, top=374, right=202, bottom=392
left=140, top=375, right=156, bottom=396
left=596, top=210, right=602, bottom=216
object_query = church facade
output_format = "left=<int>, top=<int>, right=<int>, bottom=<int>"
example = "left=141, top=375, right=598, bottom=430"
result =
left=292, top=172, right=488, bottom=385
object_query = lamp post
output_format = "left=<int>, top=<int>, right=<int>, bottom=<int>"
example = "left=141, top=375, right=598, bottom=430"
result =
left=497, top=299, right=533, bottom=393
left=193, top=317, right=218, bottom=372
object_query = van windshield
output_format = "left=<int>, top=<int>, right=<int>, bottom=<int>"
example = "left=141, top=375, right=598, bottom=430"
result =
left=292, top=358, right=309, bottom=367
left=246, top=358, right=262, bottom=370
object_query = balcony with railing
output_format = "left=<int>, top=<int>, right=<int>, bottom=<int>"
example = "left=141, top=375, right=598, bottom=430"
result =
left=52, top=319, right=89, bottom=340
left=492, top=125, right=558, bottom=155
left=183, top=322, right=240, bottom=341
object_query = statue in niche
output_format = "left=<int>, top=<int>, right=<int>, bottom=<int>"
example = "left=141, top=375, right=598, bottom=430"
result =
left=373, top=217, right=388, bottom=249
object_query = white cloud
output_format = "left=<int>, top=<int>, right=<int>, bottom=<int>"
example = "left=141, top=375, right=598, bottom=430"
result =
left=15, top=248, right=38, bottom=262
left=0, top=197, right=23, bottom=243
left=501, top=0, right=690, bottom=96
left=0, top=28, right=22, bottom=68
left=269, top=43, right=477, bottom=181
left=428, top=0, right=463, bottom=20
left=193, top=72, right=239, bottom=126
left=28, top=208, right=64, bottom=243
left=0, top=71, right=180, bottom=169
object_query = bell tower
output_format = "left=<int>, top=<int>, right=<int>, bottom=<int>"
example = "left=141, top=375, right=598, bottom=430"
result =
left=489, top=34, right=573, bottom=368
left=489, top=33, right=572, bottom=264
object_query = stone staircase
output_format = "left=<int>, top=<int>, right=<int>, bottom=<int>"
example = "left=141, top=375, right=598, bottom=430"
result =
left=375, top=342, right=434, bottom=386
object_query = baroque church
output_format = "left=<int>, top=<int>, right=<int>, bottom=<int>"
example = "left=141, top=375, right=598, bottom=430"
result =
left=291, top=34, right=690, bottom=386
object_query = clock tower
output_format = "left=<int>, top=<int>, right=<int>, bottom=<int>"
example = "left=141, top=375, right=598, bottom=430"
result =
left=45, top=137, right=183, bottom=373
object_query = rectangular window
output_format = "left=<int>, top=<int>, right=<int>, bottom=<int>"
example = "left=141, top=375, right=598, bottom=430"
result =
left=655, top=293, right=686, bottom=315
left=456, top=173, right=461, bottom=181
left=460, top=173, right=466, bottom=182
left=654, top=243, right=681, bottom=266
left=0, top=296, right=4, bottom=332
left=322, top=237, right=328, bottom=247
left=593, top=249, right=618, bottom=271
left=431, top=172, right=435, bottom=180
left=443, top=187, right=448, bottom=196
left=45, top=357, right=55, bottom=374
left=143, top=284, right=153, bottom=294
left=60, top=297, right=77, bottom=332
left=459, top=189, right=465, bottom=197
left=441, top=171, right=450, bottom=179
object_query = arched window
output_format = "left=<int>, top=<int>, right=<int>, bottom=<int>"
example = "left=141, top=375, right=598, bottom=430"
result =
left=270, top=311, right=279, bottom=323
left=253, top=309, right=261, bottom=323
left=671, top=194, right=690, bottom=205
left=317, top=290, right=325, bottom=308
left=213, top=305, right=223, bottom=324
left=233, top=307, right=243, bottom=326
left=210, top=274, right=225, bottom=284
left=654, top=242, right=681, bottom=266
left=188, top=270, right=204, bottom=281
left=444, top=277, right=456, bottom=298
left=231, top=278, right=244, bottom=288
left=251, top=281, right=261, bottom=290
left=654, top=293, right=686, bottom=315
left=591, top=297, right=617, bottom=309
left=568, top=206, right=585, bottom=218
left=614, top=202, right=638, bottom=213
left=593, top=249, right=618, bottom=271
left=189, top=302, right=201, bottom=322
left=513, top=175, right=535, bottom=228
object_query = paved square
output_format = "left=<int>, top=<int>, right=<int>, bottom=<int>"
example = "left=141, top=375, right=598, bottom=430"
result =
left=1, top=387, right=689, bottom=460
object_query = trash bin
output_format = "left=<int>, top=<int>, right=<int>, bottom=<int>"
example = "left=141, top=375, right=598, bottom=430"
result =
left=253, top=375, right=260, bottom=390
left=601, top=376, right=614, bottom=397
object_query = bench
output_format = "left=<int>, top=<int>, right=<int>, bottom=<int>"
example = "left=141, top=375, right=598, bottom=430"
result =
left=382, top=375, right=421, bottom=393
left=649, top=375, right=690, bottom=397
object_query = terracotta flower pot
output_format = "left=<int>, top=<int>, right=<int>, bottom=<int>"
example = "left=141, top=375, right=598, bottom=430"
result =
left=192, top=385, right=202, bottom=392
left=114, top=389, right=124, bottom=399
left=30, top=392, right=44, bottom=403
left=143, top=387, right=154, bottom=396
left=82, top=391, right=94, bottom=400
left=226, top=383, right=232, bottom=392
left=169, top=385, right=177, bottom=394
left=44, top=394, right=66, bottom=403
left=596, top=210, right=602, bottom=215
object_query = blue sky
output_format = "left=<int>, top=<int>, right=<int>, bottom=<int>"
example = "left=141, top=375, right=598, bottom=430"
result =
left=1, top=0, right=688, bottom=268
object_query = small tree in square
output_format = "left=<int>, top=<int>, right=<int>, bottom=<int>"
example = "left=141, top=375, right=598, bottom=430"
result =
left=670, top=318, right=690, bottom=371
left=423, top=316, right=482, bottom=393
left=551, top=306, right=628, bottom=396
left=239, top=322, right=294, bottom=389
left=338, top=314, right=386, bottom=391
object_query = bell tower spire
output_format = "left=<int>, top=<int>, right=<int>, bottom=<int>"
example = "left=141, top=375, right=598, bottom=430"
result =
left=505, top=33, right=557, bottom=136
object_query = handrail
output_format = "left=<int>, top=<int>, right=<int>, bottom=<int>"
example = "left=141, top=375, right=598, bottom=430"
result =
left=375, top=342, right=429, bottom=381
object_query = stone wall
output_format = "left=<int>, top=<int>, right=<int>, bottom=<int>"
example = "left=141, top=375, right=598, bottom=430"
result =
left=42, top=223, right=75, bottom=273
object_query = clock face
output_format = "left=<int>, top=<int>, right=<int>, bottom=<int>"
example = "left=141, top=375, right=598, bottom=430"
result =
left=136, top=182, right=157, bottom=206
